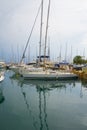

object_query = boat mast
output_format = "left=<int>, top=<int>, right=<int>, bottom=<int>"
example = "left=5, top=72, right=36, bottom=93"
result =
left=70, top=45, right=72, bottom=63
left=65, top=42, right=67, bottom=62
left=39, top=0, right=43, bottom=64
left=48, top=37, right=50, bottom=61
left=44, top=0, right=51, bottom=66
left=83, top=48, right=85, bottom=58
left=59, top=44, right=62, bottom=62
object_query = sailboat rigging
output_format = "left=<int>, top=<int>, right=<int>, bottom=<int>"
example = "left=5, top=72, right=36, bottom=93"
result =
left=20, top=2, right=42, bottom=63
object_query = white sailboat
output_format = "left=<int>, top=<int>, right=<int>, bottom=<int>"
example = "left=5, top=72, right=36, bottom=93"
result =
left=19, top=0, right=78, bottom=80
left=0, top=72, right=4, bottom=82
left=19, top=67, right=78, bottom=80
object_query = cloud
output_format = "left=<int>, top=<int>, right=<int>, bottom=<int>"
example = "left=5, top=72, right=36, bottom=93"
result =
left=80, top=33, right=87, bottom=45
left=49, top=0, right=87, bottom=38
left=0, top=0, right=41, bottom=44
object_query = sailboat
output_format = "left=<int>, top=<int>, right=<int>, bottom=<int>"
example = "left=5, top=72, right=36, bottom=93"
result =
left=0, top=71, right=4, bottom=82
left=19, top=0, right=78, bottom=80
left=19, top=67, right=78, bottom=80
left=0, top=61, right=6, bottom=69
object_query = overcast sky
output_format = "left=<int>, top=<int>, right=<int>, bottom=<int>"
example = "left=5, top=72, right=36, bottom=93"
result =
left=0, top=0, right=87, bottom=62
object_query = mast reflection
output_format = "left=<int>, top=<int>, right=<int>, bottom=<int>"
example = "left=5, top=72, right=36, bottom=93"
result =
left=10, top=73, right=82, bottom=130
left=37, top=85, right=49, bottom=130
left=39, top=91, right=43, bottom=130
left=43, top=89, right=49, bottom=130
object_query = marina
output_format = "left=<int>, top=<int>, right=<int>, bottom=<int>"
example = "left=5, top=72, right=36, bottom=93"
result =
left=1, top=0, right=87, bottom=130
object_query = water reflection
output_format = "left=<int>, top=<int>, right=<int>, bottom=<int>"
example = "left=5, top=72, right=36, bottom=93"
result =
left=10, top=73, right=87, bottom=103
left=0, top=71, right=86, bottom=130
left=10, top=73, right=83, bottom=130
left=19, top=82, right=38, bottom=130
left=38, top=87, right=49, bottom=130
left=43, top=90, right=49, bottom=130
left=79, top=79, right=87, bottom=98
left=5, top=71, right=87, bottom=95
left=80, top=84, right=83, bottom=98
left=10, top=73, right=50, bottom=130
left=20, top=83, right=50, bottom=130
left=10, top=73, right=79, bottom=92
left=0, top=72, right=5, bottom=104
left=0, top=88, right=5, bottom=104
left=81, top=79, right=87, bottom=88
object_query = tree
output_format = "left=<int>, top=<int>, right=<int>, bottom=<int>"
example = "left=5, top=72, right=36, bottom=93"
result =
left=73, top=55, right=83, bottom=64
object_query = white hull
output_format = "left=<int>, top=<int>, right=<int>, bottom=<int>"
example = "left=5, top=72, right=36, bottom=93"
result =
left=0, top=75, right=4, bottom=82
left=23, top=73, right=78, bottom=80
left=0, top=71, right=5, bottom=82
left=19, top=68, right=78, bottom=80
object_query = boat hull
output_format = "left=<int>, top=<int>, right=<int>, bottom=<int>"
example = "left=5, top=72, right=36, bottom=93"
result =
left=0, top=75, right=4, bottom=82
left=22, top=73, right=78, bottom=80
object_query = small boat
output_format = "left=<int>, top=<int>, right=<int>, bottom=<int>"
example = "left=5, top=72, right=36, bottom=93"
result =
left=9, top=63, right=27, bottom=74
left=0, top=72, right=5, bottom=82
left=0, top=61, right=6, bottom=69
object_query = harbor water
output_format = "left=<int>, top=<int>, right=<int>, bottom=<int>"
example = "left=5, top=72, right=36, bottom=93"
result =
left=0, top=70, right=87, bottom=130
